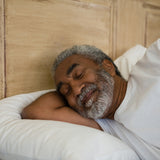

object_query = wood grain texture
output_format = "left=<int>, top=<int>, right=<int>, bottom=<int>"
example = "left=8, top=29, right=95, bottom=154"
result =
left=115, top=0, right=160, bottom=58
left=0, top=0, right=5, bottom=99
left=144, top=0, right=160, bottom=46
left=145, top=13, right=160, bottom=46
left=1, top=0, right=160, bottom=98
left=5, top=0, right=112, bottom=97
left=116, top=0, right=146, bottom=57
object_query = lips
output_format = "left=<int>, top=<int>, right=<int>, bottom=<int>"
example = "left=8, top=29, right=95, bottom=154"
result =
left=81, top=89, right=96, bottom=107
left=77, top=84, right=97, bottom=108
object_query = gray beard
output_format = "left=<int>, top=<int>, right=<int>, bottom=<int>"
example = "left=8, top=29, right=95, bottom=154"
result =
left=77, top=69, right=114, bottom=119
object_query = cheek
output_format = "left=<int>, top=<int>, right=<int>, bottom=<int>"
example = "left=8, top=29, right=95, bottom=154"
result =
left=85, top=70, right=97, bottom=82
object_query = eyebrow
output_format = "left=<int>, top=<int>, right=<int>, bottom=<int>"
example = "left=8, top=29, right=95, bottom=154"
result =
left=66, top=63, right=79, bottom=75
left=57, top=63, right=79, bottom=93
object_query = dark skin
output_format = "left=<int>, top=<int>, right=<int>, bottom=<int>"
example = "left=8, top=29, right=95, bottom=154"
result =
left=55, top=55, right=127, bottom=119
left=21, top=91, right=102, bottom=130
left=22, top=55, right=127, bottom=130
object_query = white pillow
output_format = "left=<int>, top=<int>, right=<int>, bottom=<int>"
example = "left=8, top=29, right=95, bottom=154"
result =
left=0, top=90, right=139, bottom=160
left=0, top=45, right=146, bottom=160
left=115, top=45, right=146, bottom=80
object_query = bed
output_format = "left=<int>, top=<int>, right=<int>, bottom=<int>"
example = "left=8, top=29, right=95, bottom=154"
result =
left=0, top=0, right=160, bottom=160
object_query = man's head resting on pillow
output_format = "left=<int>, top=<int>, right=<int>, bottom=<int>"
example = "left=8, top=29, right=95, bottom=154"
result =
left=52, top=45, right=127, bottom=120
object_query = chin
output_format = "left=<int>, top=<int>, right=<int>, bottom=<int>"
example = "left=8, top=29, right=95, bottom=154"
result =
left=85, top=105, right=110, bottom=119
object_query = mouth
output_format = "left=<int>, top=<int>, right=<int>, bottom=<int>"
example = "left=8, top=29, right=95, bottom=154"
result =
left=81, top=89, right=97, bottom=107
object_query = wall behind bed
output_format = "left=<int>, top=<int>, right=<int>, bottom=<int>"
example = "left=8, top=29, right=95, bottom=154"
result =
left=0, top=0, right=160, bottom=99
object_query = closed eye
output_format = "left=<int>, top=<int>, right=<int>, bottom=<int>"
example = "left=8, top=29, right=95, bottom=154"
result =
left=65, top=89, right=71, bottom=96
left=76, top=72, right=83, bottom=79
left=74, top=69, right=85, bottom=80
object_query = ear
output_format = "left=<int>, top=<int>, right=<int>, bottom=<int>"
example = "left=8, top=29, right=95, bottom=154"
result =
left=102, top=59, right=116, bottom=76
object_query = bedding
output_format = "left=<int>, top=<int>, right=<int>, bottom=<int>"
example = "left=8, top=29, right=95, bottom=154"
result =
left=0, top=45, right=146, bottom=160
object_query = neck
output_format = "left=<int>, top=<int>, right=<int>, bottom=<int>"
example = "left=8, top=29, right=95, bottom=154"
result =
left=104, top=75, right=127, bottom=119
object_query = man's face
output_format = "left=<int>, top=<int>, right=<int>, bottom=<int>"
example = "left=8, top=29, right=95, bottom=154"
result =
left=55, top=55, right=114, bottom=119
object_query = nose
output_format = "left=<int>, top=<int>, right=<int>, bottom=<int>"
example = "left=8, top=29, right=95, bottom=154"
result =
left=70, top=80, right=85, bottom=97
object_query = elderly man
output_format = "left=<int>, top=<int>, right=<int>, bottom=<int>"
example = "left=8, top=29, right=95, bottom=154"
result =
left=22, top=39, right=160, bottom=159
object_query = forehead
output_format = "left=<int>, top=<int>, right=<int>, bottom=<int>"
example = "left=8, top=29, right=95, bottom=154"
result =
left=55, top=54, right=98, bottom=82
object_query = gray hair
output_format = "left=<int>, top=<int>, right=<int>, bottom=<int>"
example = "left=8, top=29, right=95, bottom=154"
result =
left=52, top=45, right=121, bottom=77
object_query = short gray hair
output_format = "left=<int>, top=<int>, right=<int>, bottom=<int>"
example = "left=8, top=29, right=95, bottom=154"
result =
left=52, top=45, right=121, bottom=77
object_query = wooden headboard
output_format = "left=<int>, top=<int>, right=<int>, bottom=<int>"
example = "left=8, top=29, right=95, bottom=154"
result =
left=0, top=0, right=160, bottom=99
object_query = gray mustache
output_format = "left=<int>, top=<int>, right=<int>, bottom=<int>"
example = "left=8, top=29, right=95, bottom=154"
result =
left=77, top=84, right=97, bottom=106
